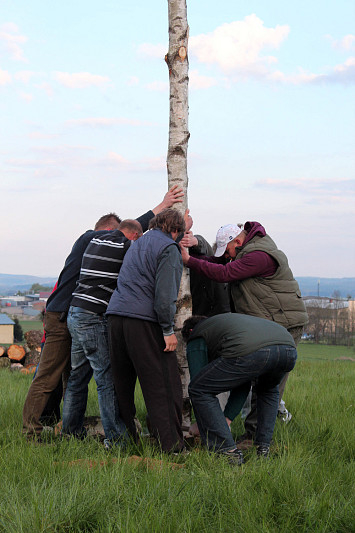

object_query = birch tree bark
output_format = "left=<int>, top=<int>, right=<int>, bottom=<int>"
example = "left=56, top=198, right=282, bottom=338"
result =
left=166, top=0, right=191, bottom=428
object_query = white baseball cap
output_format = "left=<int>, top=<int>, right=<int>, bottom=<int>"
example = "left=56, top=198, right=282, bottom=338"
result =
left=214, top=224, right=243, bottom=257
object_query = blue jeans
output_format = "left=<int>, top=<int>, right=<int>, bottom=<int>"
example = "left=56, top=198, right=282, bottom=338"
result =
left=62, top=307, right=127, bottom=444
left=189, top=345, right=297, bottom=452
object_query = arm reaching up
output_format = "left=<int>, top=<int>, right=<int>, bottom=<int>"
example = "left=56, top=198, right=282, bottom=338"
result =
left=152, top=185, right=184, bottom=215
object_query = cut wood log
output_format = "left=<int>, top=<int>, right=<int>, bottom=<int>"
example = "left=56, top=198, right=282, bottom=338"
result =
left=10, top=363, right=24, bottom=371
left=0, top=357, right=11, bottom=368
left=0, top=346, right=7, bottom=357
left=20, top=365, right=37, bottom=374
left=24, top=330, right=43, bottom=350
left=23, top=330, right=42, bottom=366
left=25, top=347, right=41, bottom=367
left=7, top=344, right=26, bottom=362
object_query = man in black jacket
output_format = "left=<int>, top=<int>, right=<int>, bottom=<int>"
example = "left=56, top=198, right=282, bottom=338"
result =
left=23, top=187, right=183, bottom=439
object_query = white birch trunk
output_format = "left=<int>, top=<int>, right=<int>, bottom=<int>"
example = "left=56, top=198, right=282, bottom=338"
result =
left=166, top=0, right=191, bottom=428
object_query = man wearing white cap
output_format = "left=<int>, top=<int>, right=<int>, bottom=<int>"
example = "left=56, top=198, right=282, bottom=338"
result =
left=180, top=221, right=308, bottom=447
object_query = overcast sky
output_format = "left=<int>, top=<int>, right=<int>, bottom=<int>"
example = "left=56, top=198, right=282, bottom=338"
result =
left=1, top=0, right=354, bottom=278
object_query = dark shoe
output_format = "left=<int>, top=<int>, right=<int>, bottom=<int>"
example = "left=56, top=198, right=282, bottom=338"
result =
left=256, top=445, right=270, bottom=458
left=220, top=448, right=245, bottom=466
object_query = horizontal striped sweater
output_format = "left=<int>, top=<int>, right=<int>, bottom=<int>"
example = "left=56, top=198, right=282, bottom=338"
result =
left=70, top=230, right=134, bottom=314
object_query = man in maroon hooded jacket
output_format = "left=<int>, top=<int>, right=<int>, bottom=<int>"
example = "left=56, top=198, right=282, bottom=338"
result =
left=180, top=221, right=308, bottom=446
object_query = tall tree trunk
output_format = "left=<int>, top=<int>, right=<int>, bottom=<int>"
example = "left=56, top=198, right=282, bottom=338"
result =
left=166, top=0, right=191, bottom=428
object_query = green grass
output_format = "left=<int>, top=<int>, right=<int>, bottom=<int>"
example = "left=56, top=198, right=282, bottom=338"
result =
left=19, top=320, right=43, bottom=334
left=297, top=342, right=355, bottom=361
left=0, top=344, right=354, bottom=532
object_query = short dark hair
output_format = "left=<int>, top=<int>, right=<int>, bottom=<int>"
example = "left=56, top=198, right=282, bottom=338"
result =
left=94, top=213, right=121, bottom=230
left=148, top=208, right=185, bottom=234
left=118, top=219, right=143, bottom=236
left=181, top=315, right=207, bottom=342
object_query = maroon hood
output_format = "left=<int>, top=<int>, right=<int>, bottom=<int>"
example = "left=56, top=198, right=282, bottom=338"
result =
left=243, top=221, right=266, bottom=246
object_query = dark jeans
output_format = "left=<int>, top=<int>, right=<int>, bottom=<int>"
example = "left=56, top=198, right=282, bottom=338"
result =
left=23, top=311, right=72, bottom=436
left=62, top=307, right=127, bottom=443
left=108, top=315, right=184, bottom=453
left=189, top=344, right=297, bottom=452
left=244, top=326, right=303, bottom=437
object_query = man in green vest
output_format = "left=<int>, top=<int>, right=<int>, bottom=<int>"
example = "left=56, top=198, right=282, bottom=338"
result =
left=182, top=313, right=298, bottom=463
left=180, top=221, right=308, bottom=447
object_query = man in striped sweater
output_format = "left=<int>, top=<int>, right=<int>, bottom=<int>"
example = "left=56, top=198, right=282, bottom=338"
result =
left=62, top=219, right=143, bottom=447
left=22, top=186, right=183, bottom=440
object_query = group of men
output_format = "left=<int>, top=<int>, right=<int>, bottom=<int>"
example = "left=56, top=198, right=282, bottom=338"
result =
left=22, top=187, right=308, bottom=463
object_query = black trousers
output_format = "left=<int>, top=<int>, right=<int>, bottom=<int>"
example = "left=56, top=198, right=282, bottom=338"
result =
left=108, top=316, right=184, bottom=452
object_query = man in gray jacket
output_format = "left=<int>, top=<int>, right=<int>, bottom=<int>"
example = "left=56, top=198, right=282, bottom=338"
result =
left=107, top=209, right=186, bottom=453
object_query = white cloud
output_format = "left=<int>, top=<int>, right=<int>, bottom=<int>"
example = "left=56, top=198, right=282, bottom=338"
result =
left=15, top=70, right=35, bottom=83
left=140, top=156, right=165, bottom=172
left=107, top=152, right=129, bottom=165
left=101, top=153, right=166, bottom=173
left=127, top=76, right=139, bottom=86
left=327, top=34, right=355, bottom=51
left=268, top=68, right=319, bottom=85
left=66, top=117, right=154, bottom=128
left=145, top=80, right=169, bottom=92
left=263, top=57, right=355, bottom=85
left=321, top=56, right=355, bottom=83
left=18, top=91, right=33, bottom=101
left=137, top=17, right=355, bottom=86
left=190, top=14, right=289, bottom=74
left=35, top=82, right=54, bottom=98
left=189, top=69, right=217, bottom=90
left=0, top=68, right=11, bottom=85
left=137, top=43, right=166, bottom=59
left=257, top=177, right=355, bottom=198
left=29, top=132, right=59, bottom=140
left=32, top=145, right=93, bottom=156
left=53, top=71, right=111, bottom=89
left=0, top=23, right=27, bottom=61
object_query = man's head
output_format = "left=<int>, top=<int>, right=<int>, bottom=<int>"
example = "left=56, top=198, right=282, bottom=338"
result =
left=94, top=213, right=121, bottom=231
left=118, top=219, right=143, bottom=241
left=148, top=208, right=185, bottom=240
left=214, top=224, right=246, bottom=259
left=182, top=315, right=207, bottom=342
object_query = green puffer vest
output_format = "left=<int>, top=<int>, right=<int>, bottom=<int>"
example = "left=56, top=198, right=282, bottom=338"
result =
left=231, top=234, right=308, bottom=329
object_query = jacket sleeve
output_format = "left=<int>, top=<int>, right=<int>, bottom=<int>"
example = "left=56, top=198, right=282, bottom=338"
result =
left=154, top=244, right=183, bottom=335
left=187, top=251, right=277, bottom=283
left=186, top=338, right=209, bottom=380
left=191, top=235, right=213, bottom=256
left=136, top=210, right=154, bottom=233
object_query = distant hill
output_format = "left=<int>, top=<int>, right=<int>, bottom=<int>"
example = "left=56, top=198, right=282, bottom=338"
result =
left=1, top=273, right=354, bottom=299
left=295, top=277, right=355, bottom=298
left=0, top=274, right=57, bottom=296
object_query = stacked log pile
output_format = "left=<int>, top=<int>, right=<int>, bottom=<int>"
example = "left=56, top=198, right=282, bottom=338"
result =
left=24, top=330, right=42, bottom=367
left=0, top=330, right=42, bottom=374
left=0, top=346, right=11, bottom=368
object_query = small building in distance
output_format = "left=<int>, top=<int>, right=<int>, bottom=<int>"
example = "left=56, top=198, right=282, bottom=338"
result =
left=0, top=314, right=15, bottom=344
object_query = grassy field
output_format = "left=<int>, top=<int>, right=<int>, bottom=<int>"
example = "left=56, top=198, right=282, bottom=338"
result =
left=0, top=344, right=354, bottom=532
left=19, top=320, right=43, bottom=335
